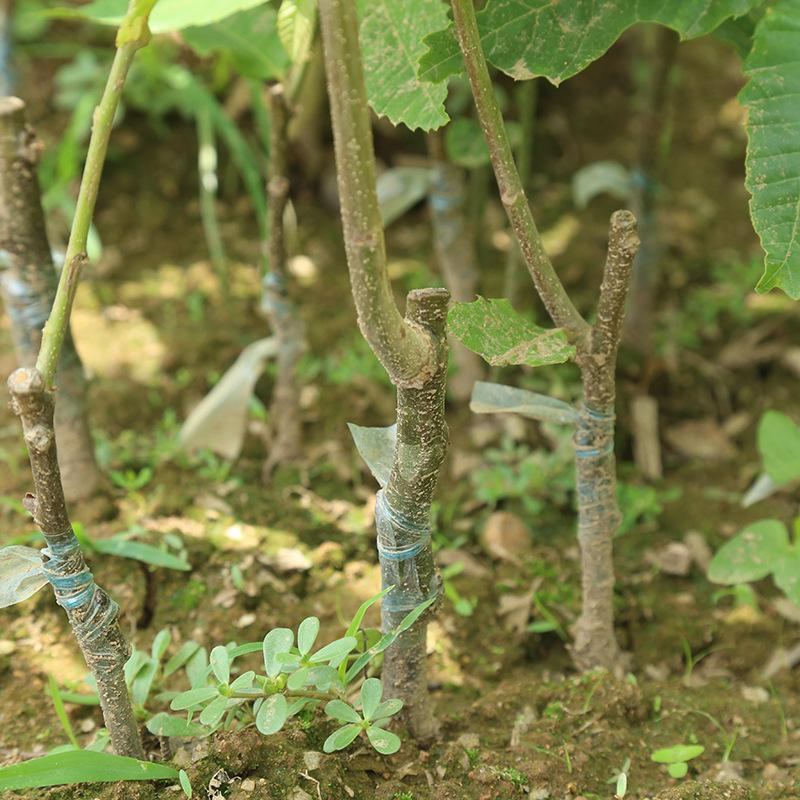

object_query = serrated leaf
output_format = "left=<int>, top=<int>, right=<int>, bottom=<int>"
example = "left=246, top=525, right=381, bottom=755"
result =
left=366, top=725, right=401, bottom=754
left=448, top=298, right=575, bottom=368
left=277, top=0, right=316, bottom=65
left=297, top=617, right=320, bottom=655
left=741, top=0, right=800, bottom=298
left=256, top=693, right=288, bottom=734
left=0, top=545, right=47, bottom=609
left=757, top=411, right=800, bottom=485
left=358, top=0, right=450, bottom=131
left=323, top=723, right=362, bottom=752
left=183, top=8, right=288, bottom=81
left=419, top=0, right=762, bottom=86
left=145, top=713, right=206, bottom=738
left=209, top=646, right=230, bottom=684
left=263, top=628, right=294, bottom=679
left=325, top=699, right=362, bottom=724
left=360, top=678, right=383, bottom=720
left=56, top=0, right=272, bottom=33
left=708, top=519, right=790, bottom=584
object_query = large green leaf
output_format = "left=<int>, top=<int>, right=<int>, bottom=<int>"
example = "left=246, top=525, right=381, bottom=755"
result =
left=757, top=410, right=800, bottom=485
left=448, top=298, right=575, bottom=368
left=182, top=7, right=288, bottom=80
left=707, top=519, right=791, bottom=585
left=740, top=0, right=800, bottom=298
left=358, top=0, right=450, bottom=131
left=419, top=0, right=762, bottom=86
left=54, top=0, right=271, bottom=33
left=0, top=751, right=177, bottom=791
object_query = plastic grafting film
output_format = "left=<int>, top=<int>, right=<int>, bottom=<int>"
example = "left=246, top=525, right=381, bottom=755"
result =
left=0, top=545, right=48, bottom=608
left=574, top=405, right=618, bottom=539
left=376, top=489, right=437, bottom=613
left=0, top=271, right=51, bottom=339
left=470, top=381, right=580, bottom=426
left=178, top=336, right=278, bottom=460
left=42, top=535, right=120, bottom=649
left=348, top=422, right=397, bottom=489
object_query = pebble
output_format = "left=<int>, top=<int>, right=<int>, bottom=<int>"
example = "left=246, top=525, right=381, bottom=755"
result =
left=480, top=511, right=531, bottom=563
left=240, top=779, right=256, bottom=792
left=303, top=751, right=323, bottom=771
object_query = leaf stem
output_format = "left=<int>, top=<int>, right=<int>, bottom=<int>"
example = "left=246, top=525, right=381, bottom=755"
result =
left=450, top=0, right=589, bottom=343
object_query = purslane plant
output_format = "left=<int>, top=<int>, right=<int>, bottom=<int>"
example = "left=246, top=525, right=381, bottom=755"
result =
left=0, top=0, right=158, bottom=758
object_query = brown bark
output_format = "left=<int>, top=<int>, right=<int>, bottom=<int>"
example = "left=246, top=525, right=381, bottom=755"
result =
left=0, top=97, right=103, bottom=502
left=7, top=366, right=142, bottom=758
left=262, top=84, right=305, bottom=479
left=381, top=288, right=449, bottom=742
left=572, top=211, right=639, bottom=672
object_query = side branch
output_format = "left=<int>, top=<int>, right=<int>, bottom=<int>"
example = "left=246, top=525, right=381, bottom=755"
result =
left=450, top=0, right=588, bottom=343
left=318, top=0, right=435, bottom=387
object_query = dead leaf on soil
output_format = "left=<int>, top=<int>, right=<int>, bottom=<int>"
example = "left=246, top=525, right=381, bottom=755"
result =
left=664, top=419, right=736, bottom=461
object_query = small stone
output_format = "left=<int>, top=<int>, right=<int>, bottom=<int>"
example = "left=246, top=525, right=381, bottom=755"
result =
left=288, top=789, right=312, bottom=800
left=741, top=685, right=769, bottom=704
left=0, top=640, right=17, bottom=656
left=762, top=763, right=787, bottom=781
left=648, top=542, right=692, bottom=576
left=303, top=751, right=323, bottom=771
left=79, top=718, right=96, bottom=733
left=665, top=419, right=736, bottom=461
left=235, top=613, right=256, bottom=628
left=457, top=733, right=480, bottom=749
left=480, top=511, right=531, bottom=563
left=714, top=761, right=744, bottom=782
left=530, top=790, right=550, bottom=800
left=240, top=779, right=256, bottom=792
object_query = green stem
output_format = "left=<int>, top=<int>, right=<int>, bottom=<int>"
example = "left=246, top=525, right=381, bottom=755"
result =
left=450, top=0, right=588, bottom=344
left=36, top=8, right=151, bottom=386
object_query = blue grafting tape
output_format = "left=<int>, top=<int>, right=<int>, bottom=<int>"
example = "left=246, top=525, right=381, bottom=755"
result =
left=375, top=490, right=431, bottom=562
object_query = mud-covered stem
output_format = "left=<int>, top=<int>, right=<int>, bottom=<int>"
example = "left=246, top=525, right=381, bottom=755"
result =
left=318, top=0, right=435, bottom=386
left=572, top=211, right=639, bottom=671
left=7, top=367, right=143, bottom=758
left=450, top=0, right=588, bottom=343
left=36, top=2, right=153, bottom=386
left=0, top=97, right=104, bottom=501
left=381, top=288, right=449, bottom=741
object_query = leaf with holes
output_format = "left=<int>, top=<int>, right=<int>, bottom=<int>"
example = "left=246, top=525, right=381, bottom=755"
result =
left=448, top=298, right=575, bottom=368
left=419, top=0, right=762, bottom=86
left=741, top=0, right=800, bottom=298
left=358, top=0, right=450, bottom=131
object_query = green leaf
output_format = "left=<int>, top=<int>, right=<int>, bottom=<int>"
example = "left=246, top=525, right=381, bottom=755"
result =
left=209, top=646, right=230, bottom=684
left=444, top=118, right=522, bottom=168
left=572, top=161, right=633, bottom=208
left=255, top=693, right=288, bottom=735
left=277, top=0, right=316, bottom=65
left=358, top=0, right=450, bottom=131
left=131, top=658, right=158, bottom=707
left=325, top=699, right=362, bottom=724
left=419, top=0, right=762, bottom=86
left=0, top=751, right=177, bottom=791
left=366, top=725, right=401, bottom=755
left=164, top=641, right=201, bottom=678
left=372, top=698, right=403, bottom=720
left=185, top=647, right=208, bottom=689
left=360, top=678, right=383, bottom=720
left=708, top=519, right=791, bottom=585
left=309, top=636, right=357, bottom=664
left=448, top=298, right=575, bottom=368
left=345, top=587, right=394, bottom=638
left=47, top=675, right=78, bottom=749
left=741, top=0, right=800, bottom=298
left=179, top=769, right=193, bottom=798
left=263, top=628, right=294, bottom=678
left=287, top=667, right=311, bottom=691
left=323, top=723, right=362, bottom=753
left=170, top=686, right=218, bottom=711
left=146, top=713, right=206, bottom=738
left=57, top=0, right=272, bottom=33
left=91, top=537, right=190, bottom=571
left=151, top=630, right=172, bottom=663
left=297, top=617, right=320, bottom=656
left=229, top=671, right=255, bottom=691
left=199, top=695, right=229, bottom=727
left=668, top=762, right=689, bottom=778
left=651, top=744, right=705, bottom=764
left=183, top=7, right=289, bottom=80
left=758, top=411, right=800, bottom=485
left=774, top=554, right=800, bottom=606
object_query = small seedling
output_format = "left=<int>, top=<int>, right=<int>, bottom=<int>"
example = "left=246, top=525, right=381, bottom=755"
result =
left=650, top=744, right=705, bottom=778
left=608, top=757, right=630, bottom=798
